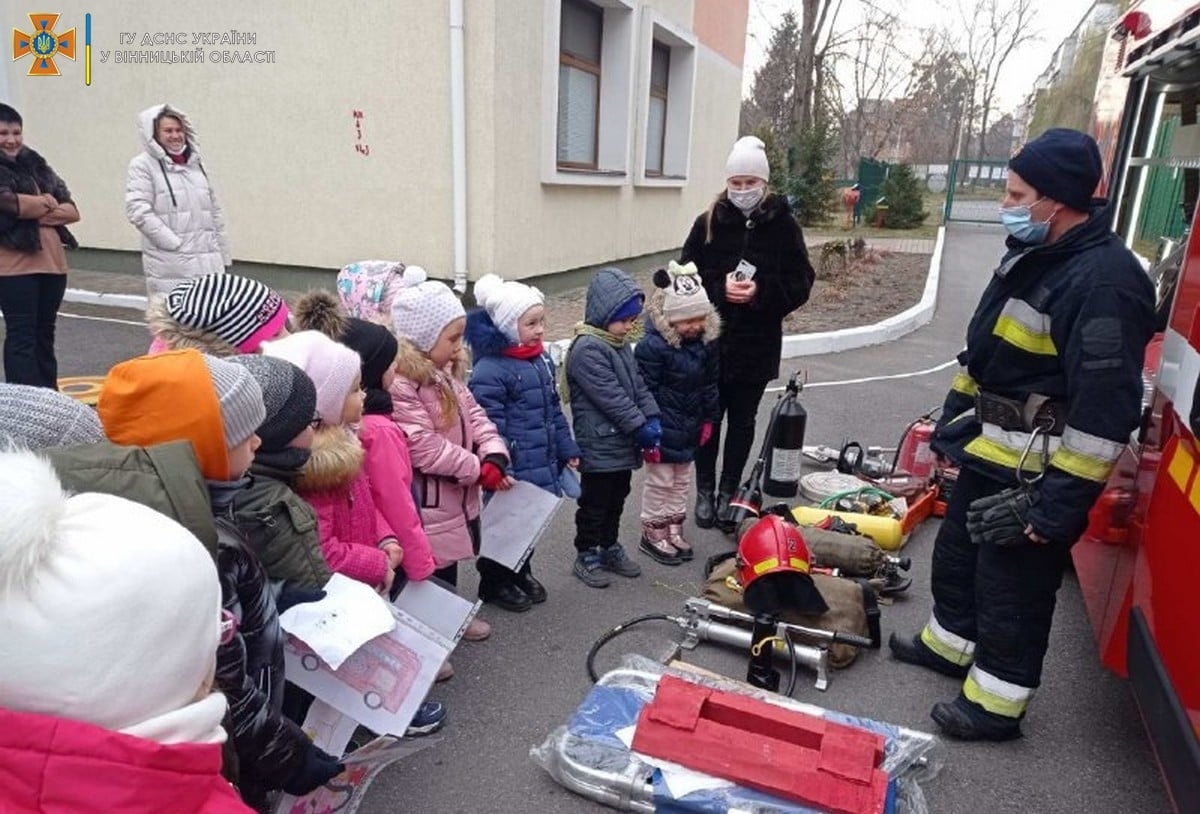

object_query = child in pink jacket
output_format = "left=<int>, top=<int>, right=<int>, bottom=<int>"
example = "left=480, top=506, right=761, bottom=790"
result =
left=294, top=290, right=436, bottom=582
left=387, top=268, right=512, bottom=642
left=261, top=330, right=403, bottom=595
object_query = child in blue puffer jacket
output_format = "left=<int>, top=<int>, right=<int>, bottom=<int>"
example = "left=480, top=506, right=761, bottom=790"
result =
left=634, top=261, right=720, bottom=566
left=465, top=273, right=582, bottom=609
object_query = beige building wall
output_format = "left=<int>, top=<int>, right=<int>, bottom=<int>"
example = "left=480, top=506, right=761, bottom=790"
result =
left=2, top=0, right=747, bottom=282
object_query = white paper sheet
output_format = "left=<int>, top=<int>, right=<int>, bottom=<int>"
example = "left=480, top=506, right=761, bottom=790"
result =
left=479, top=479, right=563, bottom=570
left=614, top=724, right=734, bottom=798
left=283, top=579, right=474, bottom=738
left=278, top=573, right=396, bottom=670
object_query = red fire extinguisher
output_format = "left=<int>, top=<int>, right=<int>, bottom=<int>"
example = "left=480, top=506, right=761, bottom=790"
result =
left=894, top=411, right=938, bottom=481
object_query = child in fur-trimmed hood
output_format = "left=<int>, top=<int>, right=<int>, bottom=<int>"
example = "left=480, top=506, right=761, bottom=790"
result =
left=634, top=261, right=720, bottom=566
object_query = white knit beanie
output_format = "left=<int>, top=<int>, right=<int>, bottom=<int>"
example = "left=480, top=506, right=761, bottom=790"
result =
left=261, top=331, right=361, bottom=427
left=655, top=261, right=714, bottom=323
left=725, top=136, right=770, bottom=182
left=473, top=273, right=545, bottom=344
left=390, top=267, right=466, bottom=353
left=0, top=449, right=222, bottom=733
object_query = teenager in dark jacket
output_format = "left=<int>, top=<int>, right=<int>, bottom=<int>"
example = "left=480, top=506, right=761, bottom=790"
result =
left=99, top=350, right=342, bottom=811
left=465, top=273, right=582, bottom=608
left=634, top=261, right=720, bottom=565
left=0, top=103, right=79, bottom=388
left=681, top=136, right=815, bottom=532
left=565, top=268, right=660, bottom=588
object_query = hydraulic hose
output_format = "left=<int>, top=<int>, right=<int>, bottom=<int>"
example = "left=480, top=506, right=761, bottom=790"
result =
left=586, top=614, right=677, bottom=683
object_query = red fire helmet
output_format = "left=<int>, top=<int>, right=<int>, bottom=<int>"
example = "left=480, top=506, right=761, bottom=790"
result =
left=737, top=515, right=829, bottom=616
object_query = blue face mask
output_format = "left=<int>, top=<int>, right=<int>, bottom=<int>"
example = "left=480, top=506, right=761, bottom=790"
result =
left=999, top=199, right=1052, bottom=244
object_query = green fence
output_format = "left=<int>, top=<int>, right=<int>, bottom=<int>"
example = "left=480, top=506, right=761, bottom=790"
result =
left=1137, top=115, right=1188, bottom=244
left=943, top=159, right=1009, bottom=223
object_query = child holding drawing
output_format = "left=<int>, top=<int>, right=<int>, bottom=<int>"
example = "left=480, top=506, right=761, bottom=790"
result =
left=387, top=268, right=514, bottom=629
left=465, top=273, right=583, bottom=609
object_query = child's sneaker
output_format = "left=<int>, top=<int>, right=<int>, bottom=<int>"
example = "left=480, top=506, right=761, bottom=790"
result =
left=404, top=700, right=447, bottom=737
left=573, top=548, right=612, bottom=588
left=600, top=543, right=642, bottom=578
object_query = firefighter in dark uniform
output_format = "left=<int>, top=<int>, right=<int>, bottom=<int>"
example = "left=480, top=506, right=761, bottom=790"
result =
left=890, top=128, right=1156, bottom=741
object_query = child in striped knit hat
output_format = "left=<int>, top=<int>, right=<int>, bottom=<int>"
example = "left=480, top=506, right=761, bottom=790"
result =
left=147, top=272, right=291, bottom=356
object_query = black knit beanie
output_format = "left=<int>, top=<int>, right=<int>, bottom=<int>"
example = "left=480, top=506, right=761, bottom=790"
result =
left=341, top=318, right=399, bottom=416
left=226, top=354, right=317, bottom=452
left=1007, top=127, right=1103, bottom=212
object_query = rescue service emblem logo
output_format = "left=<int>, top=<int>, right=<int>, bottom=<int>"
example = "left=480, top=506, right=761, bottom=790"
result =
left=12, top=13, right=76, bottom=76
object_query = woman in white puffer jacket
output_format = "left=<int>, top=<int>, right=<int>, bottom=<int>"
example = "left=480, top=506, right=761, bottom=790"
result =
left=125, top=103, right=230, bottom=299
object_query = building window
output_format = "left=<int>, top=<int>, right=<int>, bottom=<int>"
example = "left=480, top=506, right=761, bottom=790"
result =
left=634, top=13, right=696, bottom=186
left=542, top=0, right=634, bottom=185
left=645, top=42, right=669, bottom=176
left=557, top=0, right=603, bottom=169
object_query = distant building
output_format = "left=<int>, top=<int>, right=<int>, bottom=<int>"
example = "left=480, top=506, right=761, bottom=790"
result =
left=1, top=0, right=750, bottom=284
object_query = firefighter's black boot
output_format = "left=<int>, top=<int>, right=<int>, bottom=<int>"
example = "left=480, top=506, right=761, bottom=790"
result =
left=888, top=632, right=969, bottom=678
left=714, top=474, right=740, bottom=534
left=694, top=476, right=717, bottom=529
left=931, top=695, right=1022, bottom=742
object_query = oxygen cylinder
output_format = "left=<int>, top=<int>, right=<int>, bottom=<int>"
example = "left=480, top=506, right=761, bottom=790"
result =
left=790, top=506, right=905, bottom=550
left=896, top=418, right=937, bottom=481
left=764, top=390, right=807, bottom=497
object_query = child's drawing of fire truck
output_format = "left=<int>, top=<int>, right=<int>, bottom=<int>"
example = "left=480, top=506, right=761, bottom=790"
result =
left=294, top=634, right=421, bottom=713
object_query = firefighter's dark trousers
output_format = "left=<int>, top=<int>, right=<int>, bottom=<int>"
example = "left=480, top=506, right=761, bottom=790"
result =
left=926, top=467, right=1075, bottom=718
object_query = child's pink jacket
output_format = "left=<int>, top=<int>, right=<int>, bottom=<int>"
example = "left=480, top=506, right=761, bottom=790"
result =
left=294, top=426, right=393, bottom=588
left=359, top=414, right=436, bottom=581
left=391, top=341, right=508, bottom=567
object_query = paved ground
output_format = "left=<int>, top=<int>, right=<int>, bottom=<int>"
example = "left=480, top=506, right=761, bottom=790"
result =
left=2, top=222, right=1169, bottom=813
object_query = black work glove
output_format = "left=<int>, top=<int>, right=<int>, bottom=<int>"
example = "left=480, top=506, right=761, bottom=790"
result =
left=283, top=743, right=344, bottom=796
left=276, top=584, right=327, bottom=616
left=966, top=487, right=1035, bottom=547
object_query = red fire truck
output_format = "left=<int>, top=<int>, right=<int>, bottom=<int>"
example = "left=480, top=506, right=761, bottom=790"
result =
left=1074, top=3, right=1200, bottom=812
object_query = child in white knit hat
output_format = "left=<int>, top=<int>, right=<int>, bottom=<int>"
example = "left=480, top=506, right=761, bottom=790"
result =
left=0, top=448, right=256, bottom=813
left=634, top=261, right=720, bottom=565
left=97, top=348, right=343, bottom=807
left=389, top=267, right=511, bottom=637
left=463, top=273, right=583, bottom=610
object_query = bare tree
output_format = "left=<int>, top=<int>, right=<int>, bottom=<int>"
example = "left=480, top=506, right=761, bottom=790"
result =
left=792, top=0, right=844, bottom=136
left=831, top=4, right=925, bottom=171
left=950, top=0, right=1039, bottom=167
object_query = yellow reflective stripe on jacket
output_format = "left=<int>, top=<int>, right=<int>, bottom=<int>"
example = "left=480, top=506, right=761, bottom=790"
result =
left=920, top=614, right=975, bottom=666
left=1048, top=425, right=1123, bottom=482
left=963, top=665, right=1033, bottom=719
left=951, top=371, right=979, bottom=397
left=993, top=299, right=1057, bottom=356
left=965, top=423, right=1063, bottom=474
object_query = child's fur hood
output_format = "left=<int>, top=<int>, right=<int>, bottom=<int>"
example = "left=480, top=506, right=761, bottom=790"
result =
left=293, top=289, right=349, bottom=339
left=294, top=425, right=364, bottom=492
left=644, top=288, right=721, bottom=348
left=145, top=298, right=240, bottom=357
left=464, top=309, right=511, bottom=361
left=394, top=337, right=468, bottom=385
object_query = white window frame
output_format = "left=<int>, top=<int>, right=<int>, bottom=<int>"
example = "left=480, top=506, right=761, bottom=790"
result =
left=634, top=9, right=696, bottom=187
left=542, top=0, right=635, bottom=186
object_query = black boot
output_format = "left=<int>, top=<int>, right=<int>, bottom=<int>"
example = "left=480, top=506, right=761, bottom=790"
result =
left=888, top=632, right=970, bottom=679
left=714, top=474, right=740, bottom=533
left=694, top=477, right=717, bottom=529
left=931, top=695, right=1023, bottom=742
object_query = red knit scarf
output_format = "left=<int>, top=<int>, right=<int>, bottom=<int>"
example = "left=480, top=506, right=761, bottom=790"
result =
left=503, top=341, right=544, bottom=360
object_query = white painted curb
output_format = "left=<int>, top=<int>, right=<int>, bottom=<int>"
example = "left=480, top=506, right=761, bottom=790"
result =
left=781, top=225, right=946, bottom=358
left=63, top=287, right=148, bottom=311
